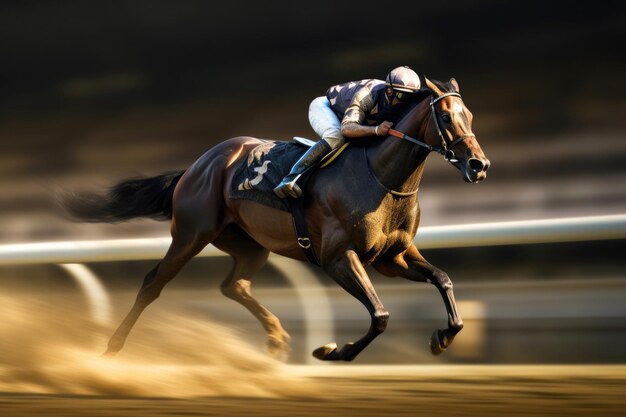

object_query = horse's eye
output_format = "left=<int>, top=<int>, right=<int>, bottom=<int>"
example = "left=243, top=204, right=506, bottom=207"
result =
left=441, top=113, right=452, bottom=123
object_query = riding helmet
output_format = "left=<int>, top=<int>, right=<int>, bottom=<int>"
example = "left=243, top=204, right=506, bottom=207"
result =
left=385, top=66, right=421, bottom=93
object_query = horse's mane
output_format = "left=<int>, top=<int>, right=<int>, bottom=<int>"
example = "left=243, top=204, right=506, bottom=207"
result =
left=405, top=78, right=455, bottom=106
left=392, top=78, right=456, bottom=130
left=429, top=79, right=455, bottom=94
left=379, top=78, right=458, bottom=130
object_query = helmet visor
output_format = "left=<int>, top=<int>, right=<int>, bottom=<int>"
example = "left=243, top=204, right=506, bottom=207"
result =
left=386, top=82, right=420, bottom=93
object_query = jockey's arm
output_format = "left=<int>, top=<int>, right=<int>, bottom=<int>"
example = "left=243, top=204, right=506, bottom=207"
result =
left=341, top=120, right=393, bottom=138
left=340, top=88, right=392, bottom=138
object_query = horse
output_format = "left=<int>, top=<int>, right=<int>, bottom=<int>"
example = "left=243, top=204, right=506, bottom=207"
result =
left=65, top=77, right=490, bottom=362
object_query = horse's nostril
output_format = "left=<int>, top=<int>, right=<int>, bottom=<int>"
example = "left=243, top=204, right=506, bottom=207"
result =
left=468, top=158, right=485, bottom=172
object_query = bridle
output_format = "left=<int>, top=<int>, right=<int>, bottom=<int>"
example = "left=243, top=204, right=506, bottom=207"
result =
left=388, top=92, right=476, bottom=163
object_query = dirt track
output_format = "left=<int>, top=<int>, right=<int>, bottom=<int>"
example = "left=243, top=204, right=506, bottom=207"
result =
left=2, top=365, right=625, bottom=417
left=1, top=293, right=625, bottom=416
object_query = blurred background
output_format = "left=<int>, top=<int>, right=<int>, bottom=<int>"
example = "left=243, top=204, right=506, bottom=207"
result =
left=1, top=0, right=625, bottom=365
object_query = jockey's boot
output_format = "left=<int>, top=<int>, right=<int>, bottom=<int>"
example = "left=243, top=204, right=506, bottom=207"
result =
left=274, top=139, right=333, bottom=199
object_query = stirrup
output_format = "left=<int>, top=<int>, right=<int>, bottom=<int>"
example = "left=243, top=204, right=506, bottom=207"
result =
left=273, top=140, right=332, bottom=199
left=274, top=175, right=303, bottom=199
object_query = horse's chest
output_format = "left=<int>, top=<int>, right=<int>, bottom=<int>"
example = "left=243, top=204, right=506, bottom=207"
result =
left=349, top=200, right=418, bottom=262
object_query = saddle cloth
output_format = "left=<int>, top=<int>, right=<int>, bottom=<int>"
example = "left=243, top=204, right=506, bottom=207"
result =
left=230, top=140, right=310, bottom=212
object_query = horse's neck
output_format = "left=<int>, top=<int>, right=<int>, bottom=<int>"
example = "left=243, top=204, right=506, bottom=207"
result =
left=367, top=100, right=431, bottom=194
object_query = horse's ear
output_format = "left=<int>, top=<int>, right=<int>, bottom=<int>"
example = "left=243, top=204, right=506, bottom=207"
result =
left=418, top=73, right=427, bottom=91
left=425, top=77, right=443, bottom=96
left=449, top=78, right=460, bottom=93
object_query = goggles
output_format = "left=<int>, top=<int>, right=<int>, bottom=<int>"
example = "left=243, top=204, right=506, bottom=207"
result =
left=386, top=82, right=419, bottom=102
left=395, top=91, right=417, bottom=101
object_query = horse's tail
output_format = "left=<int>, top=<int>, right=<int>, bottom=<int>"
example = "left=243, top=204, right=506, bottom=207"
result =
left=63, top=170, right=186, bottom=223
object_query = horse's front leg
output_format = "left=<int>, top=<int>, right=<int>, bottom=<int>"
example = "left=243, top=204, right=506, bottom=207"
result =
left=314, top=249, right=389, bottom=361
left=374, top=244, right=463, bottom=355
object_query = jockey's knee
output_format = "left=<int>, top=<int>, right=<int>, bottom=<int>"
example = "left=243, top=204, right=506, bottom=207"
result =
left=309, top=96, right=342, bottom=143
left=309, top=96, right=329, bottom=113
left=322, top=134, right=344, bottom=149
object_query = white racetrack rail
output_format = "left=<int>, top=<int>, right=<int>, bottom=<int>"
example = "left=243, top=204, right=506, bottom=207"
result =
left=1, top=214, right=625, bottom=265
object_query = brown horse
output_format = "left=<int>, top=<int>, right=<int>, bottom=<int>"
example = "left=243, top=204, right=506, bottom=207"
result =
left=66, top=77, right=489, bottom=361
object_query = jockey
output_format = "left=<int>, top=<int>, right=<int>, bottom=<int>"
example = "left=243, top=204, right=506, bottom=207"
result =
left=274, top=66, right=422, bottom=199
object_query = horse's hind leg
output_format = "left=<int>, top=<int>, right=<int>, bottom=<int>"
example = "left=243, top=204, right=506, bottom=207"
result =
left=314, top=249, right=388, bottom=361
left=104, top=232, right=209, bottom=356
left=214, top=228, right=291, bottom=360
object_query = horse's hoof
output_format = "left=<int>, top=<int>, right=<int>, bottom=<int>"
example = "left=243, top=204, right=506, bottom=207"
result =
left=429, top=330, right=446, bottom=356
left=312, top=342, right=338, bottom=360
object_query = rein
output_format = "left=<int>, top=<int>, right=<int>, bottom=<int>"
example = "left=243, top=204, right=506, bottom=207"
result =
left=388, top=92, right=475, bottom=163
left=363, top=90, right=476, bottom=198
left=364, top=147, right=419, bottom=197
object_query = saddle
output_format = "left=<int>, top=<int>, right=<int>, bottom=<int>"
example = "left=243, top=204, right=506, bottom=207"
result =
left=230, top=138, right=348, bottom=211
left=230, top=138, right=349, bottom=265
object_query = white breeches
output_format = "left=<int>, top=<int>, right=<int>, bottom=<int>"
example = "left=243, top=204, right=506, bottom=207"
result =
left=308, top=96, right=345, bottom=149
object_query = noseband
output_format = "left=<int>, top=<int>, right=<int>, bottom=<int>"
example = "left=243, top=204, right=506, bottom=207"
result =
left=389, top=92, right=476, bottom=162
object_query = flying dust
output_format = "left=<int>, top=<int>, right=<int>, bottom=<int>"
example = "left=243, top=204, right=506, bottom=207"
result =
left=0, top=291, right=314, bottom=398
left=2, top=291, right=626, bottom=417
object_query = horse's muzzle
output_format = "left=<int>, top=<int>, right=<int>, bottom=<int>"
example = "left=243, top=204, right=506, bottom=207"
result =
left=462, top=157, right=490, bottom=183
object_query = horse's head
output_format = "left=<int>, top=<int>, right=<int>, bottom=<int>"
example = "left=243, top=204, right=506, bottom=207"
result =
left=425, top=78, right=490, bottom=183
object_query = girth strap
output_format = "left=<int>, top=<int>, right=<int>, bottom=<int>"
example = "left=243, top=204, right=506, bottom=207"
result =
left=288, top=168, right=320, bottom=266
left=290, top=196, right=320, bottom=266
